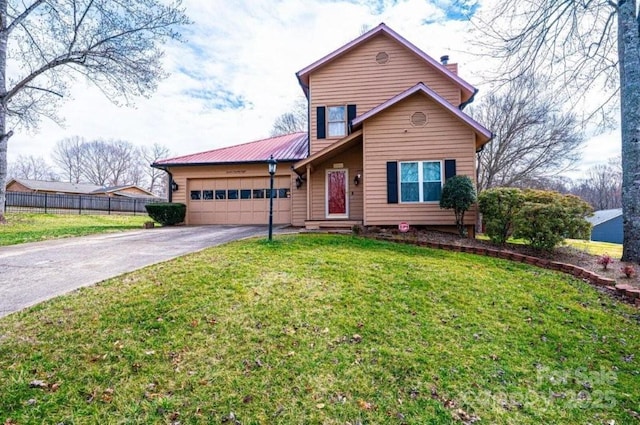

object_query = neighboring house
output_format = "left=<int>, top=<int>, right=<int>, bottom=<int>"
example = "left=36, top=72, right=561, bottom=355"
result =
left=6, top=178, right=159, bottom=199
left=587, top=209, right=623, bottom=244
left=153, top=23, right=492, bottom=233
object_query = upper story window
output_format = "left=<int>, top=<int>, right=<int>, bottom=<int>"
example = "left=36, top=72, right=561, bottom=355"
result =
left=399, top=161, right=442, bottom=202
left=317, top=104, right=356, bottom=140
left=327, top=106, right=346, bottom=137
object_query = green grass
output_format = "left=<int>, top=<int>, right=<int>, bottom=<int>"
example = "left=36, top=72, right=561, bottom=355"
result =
left=564, top=239, right=624, bottom=258
left=0, top=213, right=152, bottom=246
left=1, top=234, right=639, bottom=424
left=478, top=234, right=624, bottom=258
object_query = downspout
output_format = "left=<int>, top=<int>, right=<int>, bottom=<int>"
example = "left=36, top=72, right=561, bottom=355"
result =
left=165, top=169, right=174, bottom=203
left=153, top=165, right=174, bottom=203
left=459, top=88, right=479, bottom=111
left=305, top=83, right=311, bottom=157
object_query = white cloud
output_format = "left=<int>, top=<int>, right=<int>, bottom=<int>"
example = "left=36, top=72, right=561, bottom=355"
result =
left=7, top=0, right=620, bottom=181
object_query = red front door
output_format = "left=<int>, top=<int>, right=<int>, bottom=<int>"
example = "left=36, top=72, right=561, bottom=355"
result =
left=327, top=169, right=348, bottom=218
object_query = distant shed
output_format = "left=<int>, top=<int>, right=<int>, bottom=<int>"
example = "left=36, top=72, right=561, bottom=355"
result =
left=587, top=209, right=623, bottom=244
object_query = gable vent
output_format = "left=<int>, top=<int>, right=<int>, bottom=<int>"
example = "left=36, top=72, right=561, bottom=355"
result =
left=410, top=111, right=428, bottom=127
left=375, top=52, right=389, bottom=64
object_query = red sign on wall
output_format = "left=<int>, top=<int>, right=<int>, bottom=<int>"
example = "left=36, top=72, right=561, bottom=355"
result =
left=398, top=222, right=410, bottom=233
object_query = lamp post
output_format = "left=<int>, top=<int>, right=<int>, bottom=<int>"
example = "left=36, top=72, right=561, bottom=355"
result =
left=267, top=155, right=277, bottom=241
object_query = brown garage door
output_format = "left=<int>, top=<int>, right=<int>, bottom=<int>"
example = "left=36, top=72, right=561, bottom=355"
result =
left=187, top=177, right=291, bottom=225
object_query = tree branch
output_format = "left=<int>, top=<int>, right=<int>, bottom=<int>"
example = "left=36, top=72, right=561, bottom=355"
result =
left=5, top=0, right=46, bottom=35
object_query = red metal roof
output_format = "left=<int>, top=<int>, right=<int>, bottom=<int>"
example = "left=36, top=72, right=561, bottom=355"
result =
left=154, top=132, right=308, bottom=166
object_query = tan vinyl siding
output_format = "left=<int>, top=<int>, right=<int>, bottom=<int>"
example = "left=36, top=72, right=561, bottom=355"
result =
left=291, top=174, right=306, bottom=227
left=308, top=143, right=363, bottom=221
left=362, top=92, right=477, bottom=226
left=112, top=187, right=150, bottom=197
left=6, top=181, right=31, bottom=192
left=309, top=33, right=461, bottom=154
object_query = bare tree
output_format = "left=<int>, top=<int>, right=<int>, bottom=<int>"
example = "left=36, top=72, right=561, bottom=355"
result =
left=52, top=136, right=85, bottom=183
left=571, top=157, right=622, bottom=210
left=0, top=0, right=190, bottom=223
left=7, top=154, right=58, bottom=180
left=472, top=1, right=640, bottom=262
left=140, top=143, right=171, bottom=195
left=79, top=139, right=139, bottom=187
left=270, top=96, right=308, bottom=136
left=472, top=75, right=584, bottom=192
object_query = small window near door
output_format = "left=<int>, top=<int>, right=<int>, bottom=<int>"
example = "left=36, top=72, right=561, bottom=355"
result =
left=215, top=190, right=226, bottom=200
left=253, top=189, right=265, bottom=199
left=240, top=189, right=251, bottom=199
left=190, top=190, right=202, bottom=200
left=203, top=190, right=214, bottom=200
left=228, top=189, right=239, bottom=200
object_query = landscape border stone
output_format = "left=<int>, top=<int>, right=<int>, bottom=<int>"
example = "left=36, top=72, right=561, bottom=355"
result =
left=364, top=233, right=637, bottom=308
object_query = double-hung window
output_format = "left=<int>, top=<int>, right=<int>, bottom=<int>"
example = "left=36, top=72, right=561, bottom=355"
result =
left=327, top=106, right=346, bottom=137
left=399, top=161, right=442, bottom=202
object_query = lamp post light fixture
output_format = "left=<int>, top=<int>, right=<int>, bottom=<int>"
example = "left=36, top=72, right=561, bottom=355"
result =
left=267, top=155, right=277, bottom=241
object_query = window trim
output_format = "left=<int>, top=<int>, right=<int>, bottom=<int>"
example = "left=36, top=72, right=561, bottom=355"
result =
left=398, top=160, right=443, bottom=204
left=326, top=105, right=347, bottom=138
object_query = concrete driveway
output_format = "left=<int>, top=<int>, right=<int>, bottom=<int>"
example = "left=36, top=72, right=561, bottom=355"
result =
left=0, top=225, right=270, bottom=318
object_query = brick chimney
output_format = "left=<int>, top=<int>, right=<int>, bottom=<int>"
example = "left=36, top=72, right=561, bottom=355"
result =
left=440, top=55, right=458, bottom=75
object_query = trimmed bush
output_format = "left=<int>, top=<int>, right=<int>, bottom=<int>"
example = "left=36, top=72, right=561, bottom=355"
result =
left=513, top=190, right=592, bottom=251
left=478, top=187, right=525, bottom=244
left=145, top=203, right=186, bottom=226
left=440, top=175, right=476, bottom=236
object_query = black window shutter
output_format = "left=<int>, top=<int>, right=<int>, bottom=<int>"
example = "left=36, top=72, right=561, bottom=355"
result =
left=347, top=104, right=357, bottom=134
left=317, top=106, right=326, bottom=139
left=387, top=161, right=398, bottom=204
left=444, top=159, right=457, bottom=181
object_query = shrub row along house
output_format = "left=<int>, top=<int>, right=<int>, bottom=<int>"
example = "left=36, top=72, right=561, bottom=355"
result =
left=153, top=23, right=492, bottom=234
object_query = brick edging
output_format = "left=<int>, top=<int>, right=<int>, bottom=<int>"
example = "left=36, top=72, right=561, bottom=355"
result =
left=367, top=235, right=639, bottom=308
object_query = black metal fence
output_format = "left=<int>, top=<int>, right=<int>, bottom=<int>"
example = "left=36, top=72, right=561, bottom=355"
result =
left=5, top=191, right=166, bottom=215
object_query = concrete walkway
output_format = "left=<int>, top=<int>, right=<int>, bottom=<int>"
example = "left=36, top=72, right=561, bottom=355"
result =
left=0, top=225, right=270, bottom=318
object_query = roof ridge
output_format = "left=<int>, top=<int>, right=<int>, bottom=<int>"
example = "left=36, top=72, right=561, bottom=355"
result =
left=153, top=132, right=309, bottom=166
left=159, top=132, right=307, bottom=162
left=296, top=22, right=475, bottom=101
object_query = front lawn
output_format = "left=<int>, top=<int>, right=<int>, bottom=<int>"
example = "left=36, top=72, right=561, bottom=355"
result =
left=0, top=213, right=151, bottom=246
left=1, top=235, right=638, bottom=424
left=564, top=238, right=624, bottom=258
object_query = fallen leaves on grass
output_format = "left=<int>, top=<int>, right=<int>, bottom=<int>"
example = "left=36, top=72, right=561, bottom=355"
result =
left=357, top=399, right=374, bottom=410
left=29, top=380, right=60, bottom=392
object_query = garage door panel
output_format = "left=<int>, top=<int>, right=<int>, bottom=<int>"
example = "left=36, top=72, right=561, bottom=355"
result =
left=187, top=177, right=290, bottom=225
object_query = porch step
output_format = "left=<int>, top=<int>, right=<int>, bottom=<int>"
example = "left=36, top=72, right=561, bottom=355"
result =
left=304, top=220, right=362, bottom=230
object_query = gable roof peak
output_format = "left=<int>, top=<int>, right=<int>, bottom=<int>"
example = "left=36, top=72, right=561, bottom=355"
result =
left=296, top=22, right=475, bottom=103
left=352, top=82, right=492, bottom=149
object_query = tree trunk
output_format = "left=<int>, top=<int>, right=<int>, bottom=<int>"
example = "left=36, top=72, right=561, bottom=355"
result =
left=618, top=0, right=640, bottom=262
left=0, top=0, right=8, bottom=223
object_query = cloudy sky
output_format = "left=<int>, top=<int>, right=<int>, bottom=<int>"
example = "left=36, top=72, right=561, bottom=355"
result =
left=9, top=0, right=620, bottom=177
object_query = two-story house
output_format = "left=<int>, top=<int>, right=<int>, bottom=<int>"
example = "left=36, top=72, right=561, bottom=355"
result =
left=153, top=23, right=492, bottom=234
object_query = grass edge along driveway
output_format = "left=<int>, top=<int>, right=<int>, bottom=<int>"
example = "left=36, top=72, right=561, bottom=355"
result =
left=0, top=213, right=151, bottom=246
left=0, top=234, right=638, bottom=424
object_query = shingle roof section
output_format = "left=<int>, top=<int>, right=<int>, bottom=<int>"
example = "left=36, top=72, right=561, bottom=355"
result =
left=10, top=179, right=103, bottom=194
left=154, top=132, right=308, bottom=166
left=587, top=209, right=622, bottom=226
